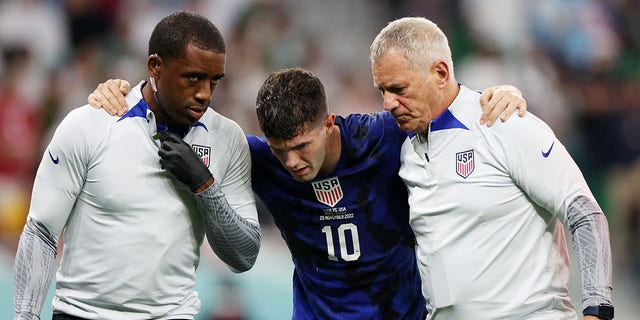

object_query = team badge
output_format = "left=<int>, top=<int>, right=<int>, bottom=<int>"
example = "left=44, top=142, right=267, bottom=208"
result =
left=455, top=149, right=475, bottom=179
left=192, top=144, right=211, bottom=167
left=312, top=177, right=343, bottom=207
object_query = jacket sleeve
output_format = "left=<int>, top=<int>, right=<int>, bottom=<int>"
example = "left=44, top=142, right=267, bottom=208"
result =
left=497, top=113, right=613, bottom=310
left=14, top=218, right=58, bottom=320
left=195, top=183, right=261, bottom=272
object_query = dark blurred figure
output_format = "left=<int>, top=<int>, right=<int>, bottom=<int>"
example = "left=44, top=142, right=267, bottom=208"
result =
left=65, top=0, right=119, bottom=50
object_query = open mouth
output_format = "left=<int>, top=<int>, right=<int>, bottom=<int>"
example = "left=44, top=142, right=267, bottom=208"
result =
left=186, top=106, right=205, bottom=119
left=291, top=166, right=309, bottom=177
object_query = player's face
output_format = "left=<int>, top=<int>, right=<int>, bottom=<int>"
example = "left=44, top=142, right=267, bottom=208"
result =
left=266, top=122, right=330, bottom=182
left=154, top=43, right=225, bottom=127
left=372, top=49, right=442, bottom=134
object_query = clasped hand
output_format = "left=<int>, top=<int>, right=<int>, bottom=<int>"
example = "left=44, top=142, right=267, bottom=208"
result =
left=158, top=131, right=213, bottom=192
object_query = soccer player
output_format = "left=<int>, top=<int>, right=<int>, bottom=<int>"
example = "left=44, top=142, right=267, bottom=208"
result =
left=13, top=11, right=261, bottom=320
left=250, top=67, right=424, bottom=318
left=370, top=17, right=614, bottom=320
left=87, top=67, right=525, bottom=318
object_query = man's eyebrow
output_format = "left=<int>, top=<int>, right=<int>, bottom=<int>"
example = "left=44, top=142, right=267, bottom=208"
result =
left=291, top=141, right=308, bottom=150
left=182, top=71, right=225, bottom=80
left=270, top=139, right=309, bottom=152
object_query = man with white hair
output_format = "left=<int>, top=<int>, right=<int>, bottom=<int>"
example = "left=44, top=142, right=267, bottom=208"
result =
left=370, top=16, right=614, bottom=320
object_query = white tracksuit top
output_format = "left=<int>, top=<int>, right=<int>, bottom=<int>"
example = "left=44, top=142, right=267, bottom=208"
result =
left=400, top=85, right=597, bottom=320
left=28, top=81, right=257, bottom=319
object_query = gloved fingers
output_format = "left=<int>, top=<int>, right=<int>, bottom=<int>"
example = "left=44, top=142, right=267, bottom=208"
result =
left=158, top=156, right=180, bottom=170
left=159, top=158, right=169, bottom=170
left=160, top=139, right=176, bottom=151
left=158, top=147, right=180, bottom=159
left=159, top=134, right=187, bottom=153
left=157, top=130, right=182, bottom=143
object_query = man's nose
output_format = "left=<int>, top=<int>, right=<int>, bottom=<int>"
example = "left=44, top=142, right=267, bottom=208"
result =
left=382, top=92, right=398, bottom=111
left=284, top=150, right=300, bottom=168
left=195, top=81, right=212, bottom=104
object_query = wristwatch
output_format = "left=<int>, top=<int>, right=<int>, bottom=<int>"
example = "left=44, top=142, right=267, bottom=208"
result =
left=583, top=304, right=614, bottom=319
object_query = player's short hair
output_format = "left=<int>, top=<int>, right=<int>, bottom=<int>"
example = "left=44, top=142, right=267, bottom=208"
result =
left=256, top=67, right=328, bottom=140
left=369, top=16, right=454, bottom=77
left=149, top=11, right=225, bottom=61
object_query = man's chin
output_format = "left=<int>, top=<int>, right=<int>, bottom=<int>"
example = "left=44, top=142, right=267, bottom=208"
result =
left=397, top=122, right=417, bottom=133
left=178, top=117, right=199, bottom=128
left=290, top=169, right=317, bottom=182
left=292, top=175, right=314, bottom=182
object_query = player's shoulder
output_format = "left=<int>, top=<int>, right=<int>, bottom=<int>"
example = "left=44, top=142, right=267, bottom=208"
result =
left=245, top=135, right=272, bottom=163
left=455, top=85, right=552, bottom=136
left=340, top=111, right=405, bottom=140
left=246, top=135, right=267, bottom=149
left=49, top=105, right=119, bottom=150
left=452, top=85, right=483, bottom=118
left=200, top=108, right=246, bottom=137
left=65, top=81, right=146, bottom=127
left=341, top=111, right=396, bottom=126
left=475, top=111, right=557, bottom=157
left=486, top=110, right=553, bottom=136
left=62, top=104, right=118, bottom=128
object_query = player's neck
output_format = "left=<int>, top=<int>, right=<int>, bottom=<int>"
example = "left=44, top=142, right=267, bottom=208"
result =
left=143, top=81, right=171, bottom=126
left=143, top=82, right=161, bottom=122
left=320, top=125, right=342, bottom=175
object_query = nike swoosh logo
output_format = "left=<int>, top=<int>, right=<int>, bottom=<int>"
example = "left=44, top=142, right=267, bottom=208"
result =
left=48, top=151, right=60, bottom=164
left=541, top=141, right=555, bottom=158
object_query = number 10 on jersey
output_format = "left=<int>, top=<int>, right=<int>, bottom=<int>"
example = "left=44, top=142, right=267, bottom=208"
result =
left=321, top=223, right=361, bottom=261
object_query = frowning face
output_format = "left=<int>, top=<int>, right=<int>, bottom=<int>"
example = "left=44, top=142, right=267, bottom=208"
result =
left=266, top=117, right=335, bottom=182
left=152, top=43, right=226, bottom=127
left=372, top=49, right=444, bottom=134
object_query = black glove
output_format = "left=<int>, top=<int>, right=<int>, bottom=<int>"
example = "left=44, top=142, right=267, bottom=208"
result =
left=158, top=131, right=213, bottom=192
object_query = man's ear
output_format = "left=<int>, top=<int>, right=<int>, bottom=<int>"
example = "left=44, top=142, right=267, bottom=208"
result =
left=325, top=113, right=336, bottom=128
left=148, top=54, right=161, bottom=77
left=432, top=61, right=450, bottom=86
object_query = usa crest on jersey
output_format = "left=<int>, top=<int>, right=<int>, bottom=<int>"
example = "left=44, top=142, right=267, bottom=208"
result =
left=312, top=177, right=343, bottom=207
left=455, top=149, right=475, bottom=179
left=192, top=144, right=211, bottom=167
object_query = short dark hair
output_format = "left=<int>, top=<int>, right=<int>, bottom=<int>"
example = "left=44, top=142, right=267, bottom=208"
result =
left=148, top=11, right=225, bottom=61
left=256, top=67, right=328, bottom=140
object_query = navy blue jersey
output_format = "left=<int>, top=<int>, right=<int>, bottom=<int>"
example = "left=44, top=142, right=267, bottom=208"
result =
left=248, top=112, right=425, bottom=319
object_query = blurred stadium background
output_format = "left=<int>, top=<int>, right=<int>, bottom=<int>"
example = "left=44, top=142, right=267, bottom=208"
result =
left=0, top=0, right=638, bottom=319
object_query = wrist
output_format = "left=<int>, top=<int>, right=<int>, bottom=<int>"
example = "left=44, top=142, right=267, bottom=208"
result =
left=193, top=176, right=214, bottom=193
left=583, top=304, right=614, bottom=320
